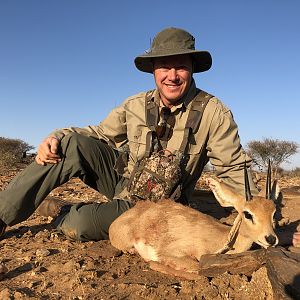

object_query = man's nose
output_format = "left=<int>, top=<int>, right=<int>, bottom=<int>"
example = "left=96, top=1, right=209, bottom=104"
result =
left=168, top=68, right=178, bottom=81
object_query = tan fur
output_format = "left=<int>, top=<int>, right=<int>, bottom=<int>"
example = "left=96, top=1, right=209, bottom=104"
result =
left=109, top=177, right=279, bottom=279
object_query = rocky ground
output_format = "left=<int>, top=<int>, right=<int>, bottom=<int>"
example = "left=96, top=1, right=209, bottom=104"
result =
left=0, top=165, right=300, bottom=299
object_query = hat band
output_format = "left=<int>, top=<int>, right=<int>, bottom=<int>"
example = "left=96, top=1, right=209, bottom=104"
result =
left=146, top=47, right=196, bottom=56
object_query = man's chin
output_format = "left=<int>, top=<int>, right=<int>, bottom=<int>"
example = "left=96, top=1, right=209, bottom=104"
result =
left=164, top=93, right=183, bottom=103
left=159, top=90, right=185, bottom=106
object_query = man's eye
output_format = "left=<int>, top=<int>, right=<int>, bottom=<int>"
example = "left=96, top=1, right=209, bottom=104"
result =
left=243, top=211, right=253, bottom=222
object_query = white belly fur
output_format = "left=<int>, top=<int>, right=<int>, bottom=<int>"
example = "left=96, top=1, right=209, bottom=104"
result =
left=133, top=240, right=159, bottom=262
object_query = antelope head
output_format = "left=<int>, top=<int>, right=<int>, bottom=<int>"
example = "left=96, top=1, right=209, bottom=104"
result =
left=207, top=160, right=279, bottom=249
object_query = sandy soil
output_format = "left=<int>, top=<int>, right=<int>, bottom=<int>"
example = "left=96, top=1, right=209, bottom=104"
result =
left=0, top=166, right=300, bottom=299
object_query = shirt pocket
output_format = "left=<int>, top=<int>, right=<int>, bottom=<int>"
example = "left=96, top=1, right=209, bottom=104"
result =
left=128, top=126, right=151, bottom=162
left=186, top=133, right=204, bottom=155
left=184, top=141, right=206, bottom=178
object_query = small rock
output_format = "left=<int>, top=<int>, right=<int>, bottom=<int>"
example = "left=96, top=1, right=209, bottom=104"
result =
left=37, top=266, right=48, bottom=273
left=117, top=283, right=127, bottom=289
left=27, top=280, right=42, bottom=289
left=0, top=263, right=8, bottom=281
left=14, top=291, right=24, bottom=300
left=36, top=248, right=51, bottom=258
left=0, top=287, right=12, bottom=300
left=87, top=240, right=122, bottom=259
left=63, top=260, right=78, bottom=272
left=23, top=256, right=32, bottom=263
left=0, top=263, right=8, bottom=275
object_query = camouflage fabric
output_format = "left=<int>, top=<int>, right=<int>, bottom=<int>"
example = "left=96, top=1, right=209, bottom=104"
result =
left=127, top=151, right=181, bottom=202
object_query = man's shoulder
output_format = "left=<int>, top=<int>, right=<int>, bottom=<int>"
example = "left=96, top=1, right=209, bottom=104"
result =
left=124, top=90, right=154, bottom=104
left=201, top=91, right=230, bottom=114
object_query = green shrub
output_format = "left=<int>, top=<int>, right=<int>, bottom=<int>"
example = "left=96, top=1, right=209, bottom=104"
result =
left=0, top=137, right=34, bottom=172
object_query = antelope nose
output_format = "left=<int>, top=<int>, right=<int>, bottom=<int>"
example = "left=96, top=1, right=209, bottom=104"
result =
left=265, top=235, right=277, bottom=246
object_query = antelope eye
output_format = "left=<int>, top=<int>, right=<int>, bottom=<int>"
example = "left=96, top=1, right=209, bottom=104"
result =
left=243, top=211, right=253, bottom=222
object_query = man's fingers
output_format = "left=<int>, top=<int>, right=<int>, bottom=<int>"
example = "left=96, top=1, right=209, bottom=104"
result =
left=50, top=137, right=59, bottom=154
left=292, top=232, right=300, bottom=247
left=36, top=136, right=61, bottom=165
left=35, top=155, right=60, bottom=165
left=45, top=158, right=61, bottom=164
left=35, top=155, right=45, bottom=166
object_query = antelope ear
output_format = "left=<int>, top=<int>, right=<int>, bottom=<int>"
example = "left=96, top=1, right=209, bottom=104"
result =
left=258, top=180, right=281, bottom=200
left=270, top=180, right=281, bottom=201
left=207, top=178, right=245, bottom=211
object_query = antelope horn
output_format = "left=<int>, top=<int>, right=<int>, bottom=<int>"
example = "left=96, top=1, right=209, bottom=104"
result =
left=244, top=161, right=252, bottom=201
left=266, top=159, right=272, bottom=199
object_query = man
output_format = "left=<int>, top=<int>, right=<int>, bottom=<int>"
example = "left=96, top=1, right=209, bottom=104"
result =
left=0, top=27, right=298, bottom=245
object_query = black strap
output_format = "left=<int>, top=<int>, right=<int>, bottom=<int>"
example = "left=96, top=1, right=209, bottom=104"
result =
left=178, top=90, right=213, bottom=154
left=145, top=90, right=158, bottom=157
left=145, top=89, right=213, bottom=157
left=145, top=90, right=157, bottom=131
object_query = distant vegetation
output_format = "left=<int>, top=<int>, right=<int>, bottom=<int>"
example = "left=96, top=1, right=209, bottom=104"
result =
left=246, top=138, right=299, bottom=176
left=290, top=167, right=300, bottom=177
left=0, top=136, right=299, bottom=178
left=0, top=137, right=34, bottom=173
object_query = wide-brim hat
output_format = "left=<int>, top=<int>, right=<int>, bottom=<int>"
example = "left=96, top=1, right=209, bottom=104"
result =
left=134, top=27, right=212, bottom=73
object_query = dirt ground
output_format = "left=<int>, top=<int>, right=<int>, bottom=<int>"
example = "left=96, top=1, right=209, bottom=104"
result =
left=0, top=166, right=300, bottom=299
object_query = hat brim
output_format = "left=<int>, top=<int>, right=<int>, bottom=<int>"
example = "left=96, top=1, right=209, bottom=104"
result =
left=134, top=50, right=212, bottom=73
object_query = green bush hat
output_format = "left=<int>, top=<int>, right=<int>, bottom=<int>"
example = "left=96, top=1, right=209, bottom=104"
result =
left=134, top=27, right=212, bottom=73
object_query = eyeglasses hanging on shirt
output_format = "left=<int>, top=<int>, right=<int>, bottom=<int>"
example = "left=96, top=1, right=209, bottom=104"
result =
left=155, top=107, right=175, bottom=141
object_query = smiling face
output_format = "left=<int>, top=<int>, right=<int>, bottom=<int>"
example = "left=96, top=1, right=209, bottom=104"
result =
left=153, top=55, right=193, bottom=107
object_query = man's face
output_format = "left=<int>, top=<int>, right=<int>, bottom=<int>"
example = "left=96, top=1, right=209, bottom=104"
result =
left=153, top=55, right=193, bottom=107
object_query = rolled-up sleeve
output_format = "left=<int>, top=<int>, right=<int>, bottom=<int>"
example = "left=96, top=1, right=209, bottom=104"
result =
left=50, top=103, right=128, bottom=149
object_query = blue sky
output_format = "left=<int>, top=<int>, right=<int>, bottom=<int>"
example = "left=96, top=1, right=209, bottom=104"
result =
left=0, top=1, right=299, bottom=169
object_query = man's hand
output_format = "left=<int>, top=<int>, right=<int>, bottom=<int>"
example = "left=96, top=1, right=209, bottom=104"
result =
left=36, top=136, right=62, bottom=165
left=293, top=231, right=300, bottom=248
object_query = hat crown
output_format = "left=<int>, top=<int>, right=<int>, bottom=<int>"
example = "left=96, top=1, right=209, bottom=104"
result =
left=134, top=27, right=212, bottom=73
left=150, top=27, right=195, bottom=53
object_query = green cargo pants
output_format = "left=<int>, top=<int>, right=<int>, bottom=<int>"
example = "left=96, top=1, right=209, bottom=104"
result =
left=0, top=133, right=133, bottom=241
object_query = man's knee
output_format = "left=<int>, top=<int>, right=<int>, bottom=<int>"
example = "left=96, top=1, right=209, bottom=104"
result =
left=60, top=132, right=115, bottom=161
left=60, top=132, right=85, bottom=151
left=56, top=200, right=133, bottom=242
left=59, top=133, right=102, bottom=170
left=60, top=222, right=103, bottom=242
left=57, top=203, right=105, bottom=242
